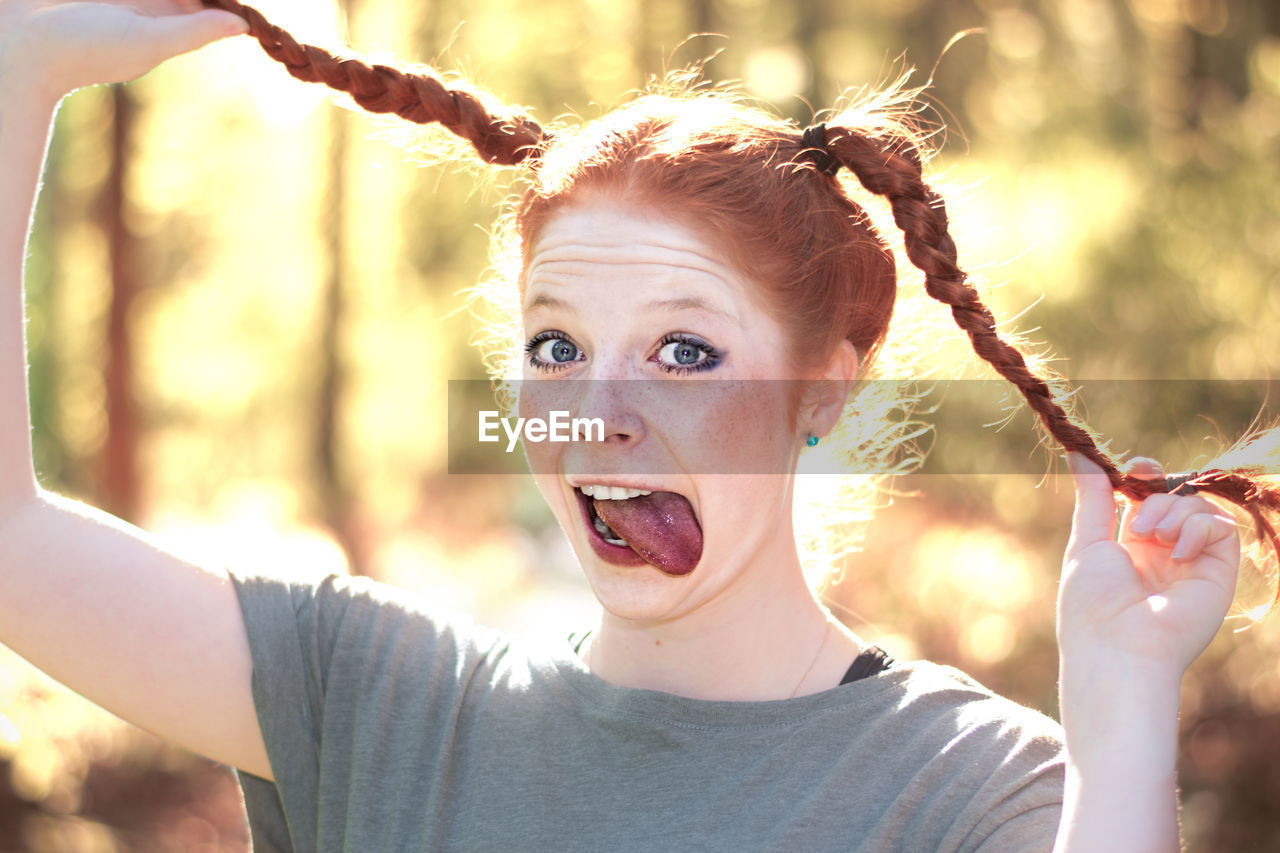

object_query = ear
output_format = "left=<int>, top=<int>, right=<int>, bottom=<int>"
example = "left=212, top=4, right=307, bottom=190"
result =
left=798, top=340, right=859, bottom=439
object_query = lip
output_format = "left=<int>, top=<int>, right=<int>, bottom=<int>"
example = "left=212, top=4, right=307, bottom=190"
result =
left=567, top=478, right=663, bottom=493
left=565, top=479, right=701, bottom=525
left=575, top=488, right=648, bottom=568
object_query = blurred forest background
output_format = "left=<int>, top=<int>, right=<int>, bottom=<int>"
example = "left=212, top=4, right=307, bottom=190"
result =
left=3, top=0, right=1280, bottom=849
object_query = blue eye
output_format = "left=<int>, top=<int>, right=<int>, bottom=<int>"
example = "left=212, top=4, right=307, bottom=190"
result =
left=655, top=334, right=722, bottom=374
left=525, top=331, right=584, bottom=371
left=665, top=341, right=702, bottom=365
left=547, top=339, right=578, bottom=362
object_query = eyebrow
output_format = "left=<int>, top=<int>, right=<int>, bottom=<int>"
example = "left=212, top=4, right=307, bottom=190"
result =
left=525, top=293, right=739, bottom=324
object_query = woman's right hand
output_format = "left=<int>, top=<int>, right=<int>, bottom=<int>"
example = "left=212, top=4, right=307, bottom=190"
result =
left=0, top=0, right=247, bottom=102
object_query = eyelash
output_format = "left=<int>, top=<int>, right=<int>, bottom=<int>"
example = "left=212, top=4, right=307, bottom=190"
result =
left=524, top=330, right=582, bottom=373
left=654, top=333, right=723, bottom=375
left=522, top=331, right=725, bottom=375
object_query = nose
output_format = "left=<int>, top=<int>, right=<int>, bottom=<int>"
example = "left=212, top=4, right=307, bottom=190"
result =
left=518, top=351, right=648, bottom=451
left=574, top=377, right=645, bottom=446
left=552, top=345, right=646, bottom=445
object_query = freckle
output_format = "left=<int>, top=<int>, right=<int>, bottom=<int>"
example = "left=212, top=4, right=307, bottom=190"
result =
left=655, top=640, right=662, bottom=646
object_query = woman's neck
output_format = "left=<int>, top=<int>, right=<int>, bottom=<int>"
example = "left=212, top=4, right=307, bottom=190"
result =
left=585, top=552, right=861, bottom=701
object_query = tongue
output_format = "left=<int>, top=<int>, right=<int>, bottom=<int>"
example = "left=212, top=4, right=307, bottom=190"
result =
left=593, top=492, right=703, bottom=576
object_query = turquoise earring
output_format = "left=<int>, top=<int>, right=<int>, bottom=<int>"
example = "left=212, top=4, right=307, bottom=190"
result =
left=806, top=434, right=819, bottom=447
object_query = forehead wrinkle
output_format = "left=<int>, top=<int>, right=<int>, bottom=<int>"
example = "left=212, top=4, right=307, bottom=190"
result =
left=530, top=232, right=730, bottom=271
left=524, top=274, right=743, bottom=326
left=524, top=259, right=744, bottom=325
left=524, top=292, right=736, bottom=322
left=524, top=258, right=737, bottom=301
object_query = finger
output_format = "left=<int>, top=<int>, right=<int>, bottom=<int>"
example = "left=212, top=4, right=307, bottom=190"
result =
left=1154, top=496, right=1222, bottom=545
left=1143, top=495, right=1222, bottom=545
left=1067, top=453, right=1117, bottom=548
left=1123, top=457, right=1164, bottom=479
left=1119, top=457, right=1164, bottom=531
left=1127, top=493, right=1177, bottom=538
left=1171, top=512, right=1237, bottom=563
left=134, top=7, right=247, bottom=64
left=170, top=0, right=210, bottom=14
left=123, top=0, right=207, bottom=17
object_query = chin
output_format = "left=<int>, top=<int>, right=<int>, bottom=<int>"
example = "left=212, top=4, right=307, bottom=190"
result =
left=573, top=554, right=704, bottom=624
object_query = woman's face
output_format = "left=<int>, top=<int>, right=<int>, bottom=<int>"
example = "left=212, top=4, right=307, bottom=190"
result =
left=519, top=199, right=833, bottom=623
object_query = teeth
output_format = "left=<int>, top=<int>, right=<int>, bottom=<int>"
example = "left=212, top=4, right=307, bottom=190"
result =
left=592, top=513, right=628, bottom=545
left=578, top=485, right=653, bottom=500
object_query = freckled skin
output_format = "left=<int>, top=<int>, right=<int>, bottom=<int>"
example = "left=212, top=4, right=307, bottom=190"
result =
left=519, top=199, right=823, bottom=626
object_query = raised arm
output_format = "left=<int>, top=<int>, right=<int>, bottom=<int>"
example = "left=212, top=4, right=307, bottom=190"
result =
left=1054, top=454, right=1240, bottom=852
left=0, top=1, right=272, bottom=780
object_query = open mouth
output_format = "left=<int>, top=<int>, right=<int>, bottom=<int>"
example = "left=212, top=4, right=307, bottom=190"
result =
left=573, top=484, right=703, bottom=576
left=586, top=490, right=638, bottom=548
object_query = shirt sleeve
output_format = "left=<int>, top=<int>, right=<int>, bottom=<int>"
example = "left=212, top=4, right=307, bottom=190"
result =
left=884, top=663, right=1065, bottom=852
left=226, top=566, right=492, bottom=853
left=963, top=731, right=1064, bottom=852
left=227, top=567, right=331, bottom=853
left=949, top=705, right=1065, bottom=852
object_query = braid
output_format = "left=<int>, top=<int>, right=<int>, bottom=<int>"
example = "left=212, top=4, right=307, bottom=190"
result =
left=821, top=124, right=1280, bottom=600
left=199, top=0, right=546, bottom=165
left=191, top=4, right=1278, bottom=597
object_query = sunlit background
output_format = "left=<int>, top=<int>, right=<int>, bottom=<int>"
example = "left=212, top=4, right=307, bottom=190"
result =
left=4, top=0, right=1280, bottom=849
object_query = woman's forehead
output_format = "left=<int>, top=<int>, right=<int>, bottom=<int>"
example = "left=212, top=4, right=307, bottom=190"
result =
left=523, top=204, right=750, bottom=322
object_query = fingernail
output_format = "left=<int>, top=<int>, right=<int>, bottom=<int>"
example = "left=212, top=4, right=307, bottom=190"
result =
left=217, top=13, right=249, bottom=35
left=1130, top=509, right=1152, bottom=535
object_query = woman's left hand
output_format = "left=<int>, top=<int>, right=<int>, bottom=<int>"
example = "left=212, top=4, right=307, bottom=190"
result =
left=1058, top=452, right=1240, bottom=678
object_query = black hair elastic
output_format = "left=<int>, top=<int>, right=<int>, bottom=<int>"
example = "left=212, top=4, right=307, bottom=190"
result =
left=1164, top=470, right=1202, bottom=496
left=800, top=123, right=841, bottom=177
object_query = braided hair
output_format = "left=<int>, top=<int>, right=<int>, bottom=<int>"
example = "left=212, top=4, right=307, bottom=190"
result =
left=201, top=0, right=1280, bottom=603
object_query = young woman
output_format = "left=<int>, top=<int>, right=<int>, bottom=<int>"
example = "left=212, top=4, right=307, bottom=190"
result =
left=0, top=1, right=1261, bottom=850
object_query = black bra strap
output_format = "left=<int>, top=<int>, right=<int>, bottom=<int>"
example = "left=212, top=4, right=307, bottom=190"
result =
left=839, top=645, right=894, bottom=685
left=575, top=631, right=892, bottom=688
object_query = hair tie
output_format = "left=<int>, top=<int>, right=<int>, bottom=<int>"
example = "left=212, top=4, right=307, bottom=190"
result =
left=799, top=123, right=841, bottom=177
left=1164, top=470, right=1202, bottom=496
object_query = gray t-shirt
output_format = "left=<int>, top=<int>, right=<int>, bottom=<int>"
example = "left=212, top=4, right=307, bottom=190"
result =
left=229, top=568, right=1065, bottom=852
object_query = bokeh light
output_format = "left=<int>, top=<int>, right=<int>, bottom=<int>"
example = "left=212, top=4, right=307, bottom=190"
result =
left=6, top=0, right=1280, bottom=847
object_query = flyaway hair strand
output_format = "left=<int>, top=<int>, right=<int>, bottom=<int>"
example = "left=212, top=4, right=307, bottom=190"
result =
left=199, top=0, right=546, bottom=165
left=203, top=0, right=1280, bottom=610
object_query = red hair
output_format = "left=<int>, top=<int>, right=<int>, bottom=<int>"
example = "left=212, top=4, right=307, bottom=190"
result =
left=516, top=95, right=897, bottom=374
left=202, top=0, right=1280, bottom=603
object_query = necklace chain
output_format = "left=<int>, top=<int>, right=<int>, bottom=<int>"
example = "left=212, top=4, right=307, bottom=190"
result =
left=790, top=620, right=832, bottom=698
left=585, top=622, right=834, bottom=699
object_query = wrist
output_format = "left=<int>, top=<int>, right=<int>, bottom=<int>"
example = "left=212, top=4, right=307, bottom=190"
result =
left=0, top=19, right=82, bottom=109
left=1059, top=649, right=1183, bottom=714
left=0, top=77, right=61, bottom=127
left=1059, top=654, right=1182, bottom=771
left=1058, top=629, right=1190, bottom=687
left=0, top=53, right=64, bottom=115
left=1060, top=641, right=1185, bottom=678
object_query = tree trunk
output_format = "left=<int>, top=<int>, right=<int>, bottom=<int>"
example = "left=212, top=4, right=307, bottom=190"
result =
left=690, top=0, right=715, bottom=38
left=100, top=86, right=140, bottom=521
left=317, top=0, right=364, bottom=574
left=794, top=0, right=828, bottom=111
